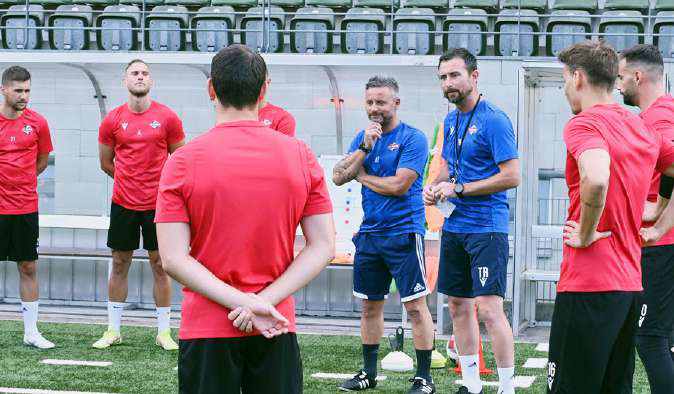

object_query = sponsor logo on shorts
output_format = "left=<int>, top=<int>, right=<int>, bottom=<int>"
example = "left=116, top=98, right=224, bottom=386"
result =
left=548, top=361, right=556, bottom=390
left=639, top=304, right=648, bottom=327
left=478, top=267, right=489, bottom=287
left=414, top=283, right=425, bottom=293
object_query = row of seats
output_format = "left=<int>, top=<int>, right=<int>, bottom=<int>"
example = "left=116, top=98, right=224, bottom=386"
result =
left=4, top=4, right=674, bottom=55
left=2, top=0, right=674, bottom=12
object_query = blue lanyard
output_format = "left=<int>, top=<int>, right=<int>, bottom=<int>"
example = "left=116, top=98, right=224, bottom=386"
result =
left=452, top=94, right=481, bottom=182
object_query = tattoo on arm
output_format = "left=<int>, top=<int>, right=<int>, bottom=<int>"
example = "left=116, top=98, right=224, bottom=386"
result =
left=332, top=152, right=364, bottom=185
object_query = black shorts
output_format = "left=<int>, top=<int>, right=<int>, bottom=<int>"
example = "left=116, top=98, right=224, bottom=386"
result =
left=0, top=212, right=39, bottom=262
left=107, top=202, right=158, bottom=251
left=547, top=291, right=638, bottom=394
left=178, top=333, right=303, bottom=394
left=638, top=245, right=674, bottom=338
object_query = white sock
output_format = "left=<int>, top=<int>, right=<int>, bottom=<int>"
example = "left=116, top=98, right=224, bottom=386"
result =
left=459, top=354, right=482, bottom=393
left=21, top=301, right=39, bottom=336
left=156, top=307, right=171, bottom=333
left=108, top=302, right=125, bottom=332
left=497, top=367, right=515, bottom=394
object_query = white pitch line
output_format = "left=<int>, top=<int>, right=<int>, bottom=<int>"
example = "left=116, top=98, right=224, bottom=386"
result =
left=523, top=357, right=548, bottom=369
left=0, top=388, right=116, bottom=394
left=535, top=343, right=549, bottom=352
left=311, top=373, right=387, bottom=381
left=41, top=359, right=112, bottom=367
left=455, top=376, right=535, bottom=389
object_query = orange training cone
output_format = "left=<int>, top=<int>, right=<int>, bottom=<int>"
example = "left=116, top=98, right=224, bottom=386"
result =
left=450, top=308, right=493, bottom=376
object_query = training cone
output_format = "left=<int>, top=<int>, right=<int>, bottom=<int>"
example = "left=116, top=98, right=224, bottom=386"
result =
left=381, top=351, right=414, bottom=372
left=450, top=335, right=493, bottom=376
left=430, top=349, right=446, bottom=369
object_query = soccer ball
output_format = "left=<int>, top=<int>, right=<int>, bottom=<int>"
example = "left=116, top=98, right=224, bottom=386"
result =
left=446, top=335, right=458, bottom=361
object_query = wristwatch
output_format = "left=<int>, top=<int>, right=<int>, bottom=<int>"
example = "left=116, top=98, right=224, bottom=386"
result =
left=454, top=183, right=465, bottom=198
left=358, top=142, right=372, bottom=154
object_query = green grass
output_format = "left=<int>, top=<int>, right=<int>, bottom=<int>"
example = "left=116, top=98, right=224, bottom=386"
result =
left=0, top=319, right=651, bottom=393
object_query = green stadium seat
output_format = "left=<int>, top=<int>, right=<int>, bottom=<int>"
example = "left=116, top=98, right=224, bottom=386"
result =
left=603, top=0, right=649, bottom=12
left=655, top=0, right=674, bottom=11
left=453, top=0, right=496, bottom=9
left=191, top=5, right=235, bottom=52
left=494, top=8, right=539, bottom=56
left=305, top=0, right=349, bottom=8
left=500, top=0, right=546, bottom=11
left=1, top=5, right=44, bottom=49
left=442, top=8, right=488, bottom=55
left=269, top=0, right=304, bottom=9
left=400, top=0, right=446, bottom=10
left=353, top=0, right=399, bottom=9
left=211, top=0, right=256, bottom=8
left=546, top=9, right=591, bottom=56
left=144, top=4, right=188, bottom=51
left=654, top=11, right=674, bottom=57
left=599, top=10, right=644, bottom=52
left=393, top=8, right=435, bottom=55
left=28, top=0, right=71, bottom=7
left=550, top=0, right=597, bottom=12
left=241, top=6, right=285, bottom=52
left=119, top=0, right=163, bottom=8
left=164, top=0, right=209, bottom=8
left=340, top=7, right=385, bottom=54
left=48, top=4, right=92, bottom=50
left=96, top=4, right=140, bottom=50
left=290, top=7, right=334, bottom=53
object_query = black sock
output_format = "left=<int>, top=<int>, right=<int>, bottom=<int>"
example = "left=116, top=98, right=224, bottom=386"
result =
left=415, top=349, right=433, bottom=382
left=636, top=334, right=674, bottom=394
left=362, top=344, right=379, bottom=377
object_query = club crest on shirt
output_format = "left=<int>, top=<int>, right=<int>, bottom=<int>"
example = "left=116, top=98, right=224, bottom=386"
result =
left=263, top=119, right=272, bottom=126
left=22, top=125, right=33, bottom=135
left=150, top=120, right=161, bottom=129
left=387, top=143, right=400, bottom=151
left=468, top=124, right=478, bottom=135
left=121, top=122, right=128, bottom=131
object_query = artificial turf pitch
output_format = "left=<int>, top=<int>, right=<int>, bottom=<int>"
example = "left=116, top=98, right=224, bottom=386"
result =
left=0, top=319, right=651, bottom=393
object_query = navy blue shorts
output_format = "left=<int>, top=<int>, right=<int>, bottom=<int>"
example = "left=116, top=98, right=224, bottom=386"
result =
left=352, top=232, right=429, bottom=303
left=438, top=231, right=508, bottom=298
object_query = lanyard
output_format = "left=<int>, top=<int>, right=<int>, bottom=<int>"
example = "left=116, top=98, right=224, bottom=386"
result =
left=452, top=94, right=481, bottom=182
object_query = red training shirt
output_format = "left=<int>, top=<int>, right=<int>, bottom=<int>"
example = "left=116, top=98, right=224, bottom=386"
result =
left=155, top=120, right=332, bottom=339
left=560, top=103, right=674, bottom=293
left=0, top=108, right=53, bottom=215
left=640, top=94, right=674, bottom=246
left=99, top=101, right=185, bottom=211
left=259, top=103, right=296, bottom=137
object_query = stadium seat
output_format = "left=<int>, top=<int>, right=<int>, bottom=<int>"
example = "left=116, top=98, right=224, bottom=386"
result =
left=96, top=5, right=140, bottom=50
left=28, top=0, right=71, bottom=7
left=241, top=6, right=285, bottom=53
left=305, top=0, right=351, bottom=8
left=546, top=9, right=591, bottom=56
left=393, top=8, right=435, bottom=55
left=290, top=7, right=334, bottom=53
left=211, top=0, right=256, bottom=8
left=400, top=0, right=446, bottom=10
left=1, top=5, right=44, bottom=49
left=47, top=4, right=92, bottom=50
left=500, top=0, right=546, bottom=11
left=119, top=0, right=164, bottom=6
left=353, top=0, right=399, bottom=9
left=340, top=7, right=385, bottom=54
left=603, top=0, right=649, bottom=12
left=164, top=0, right=209, bottom=8
left=654, top=1, right=674, bottom=57
left=144, top=5, right=188, bottom=51
left=453, top=0, right=496, bottom=9
left=442, top=8, right=487, bottom=55
left=494, top=9, right=539, bottom=56
left=190, top=5, right=235, bottom=52
left=599, top=10, right=644, bottom=52
left=549, top=0, right=597, bottom=11
left=269, top=0, right=304, bottom=8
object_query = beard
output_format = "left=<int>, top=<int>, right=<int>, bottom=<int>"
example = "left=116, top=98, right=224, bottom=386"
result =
left=444, top=86, right=472, bottom=105
left=368, top=112, right=393, bottom=128
left=621, top=90, right=637, bottom=107
left=129, top=85, right=150, bottom=98
left=10, top=101, right=26, bottom=111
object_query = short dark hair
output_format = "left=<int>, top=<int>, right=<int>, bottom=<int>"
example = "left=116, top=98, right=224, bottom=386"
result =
left=2, top=66, right=30, bottom=86
left=125, top=59, right=148, bottom=71
left=211, top=44, right=267, bottom=110
left=365, top=75, right=399, bottom=95
left=558, top=40, right=618, bottom=92
left=620, top=44, right=664, bottom=79
left=438, top=48, right=477, bottom=74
